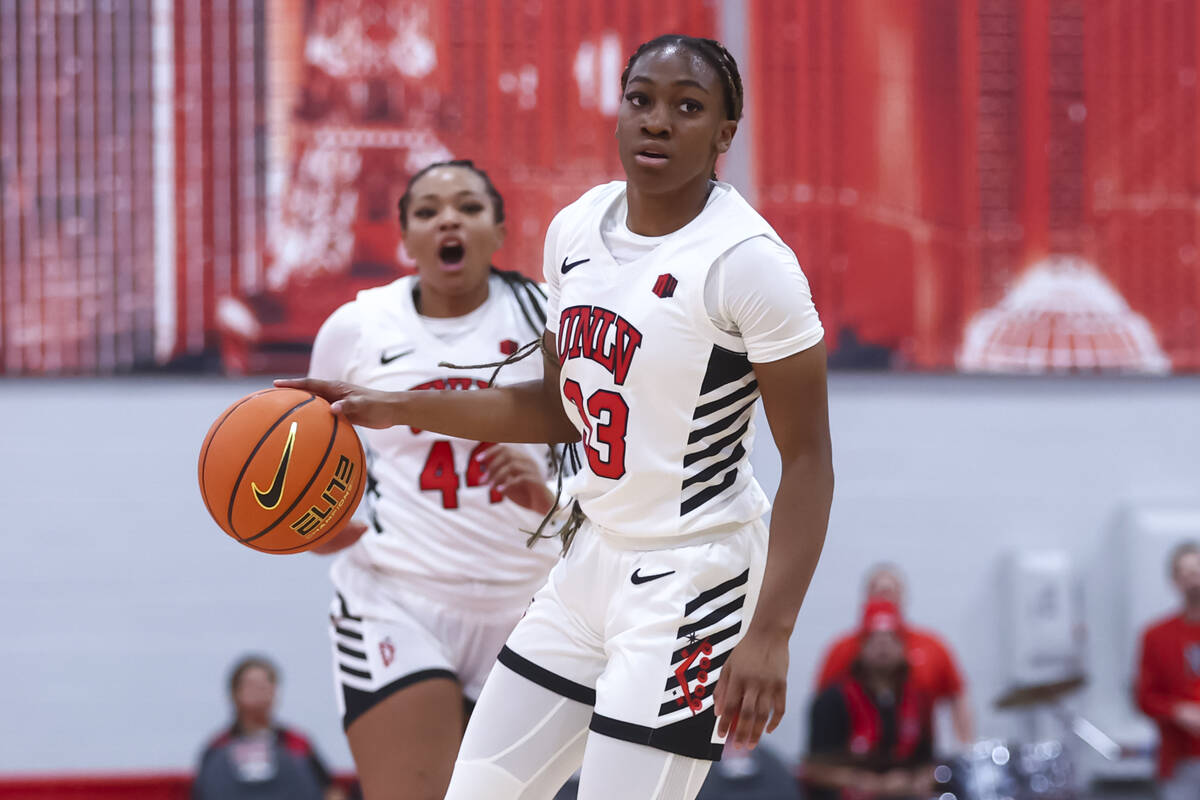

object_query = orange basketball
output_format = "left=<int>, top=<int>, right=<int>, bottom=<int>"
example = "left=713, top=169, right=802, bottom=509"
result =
left=198, top=388, right=366, bottom=554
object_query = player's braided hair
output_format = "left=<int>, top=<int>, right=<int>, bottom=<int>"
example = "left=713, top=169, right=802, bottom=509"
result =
left=620, top=34, right=744, bottom=122
left=397, top=159, right=505, bottom=230
left=436, top=268, right=584, bottom=554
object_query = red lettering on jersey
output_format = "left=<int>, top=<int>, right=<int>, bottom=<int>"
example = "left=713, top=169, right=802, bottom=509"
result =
left=556, top=307, right=582, bottom=363
left=586, top=308, right=617, bottom=370
left=610, top=318, right=643, bottom=386
left=557, top=305, right=642, bottom=386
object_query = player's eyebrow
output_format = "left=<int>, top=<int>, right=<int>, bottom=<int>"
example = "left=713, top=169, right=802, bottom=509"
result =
left=414, top=190, right=484, bottom=201
left=626, top=75, right=711, bottom=94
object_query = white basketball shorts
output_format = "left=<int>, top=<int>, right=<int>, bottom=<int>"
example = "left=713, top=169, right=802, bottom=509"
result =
left=329, top=583, right=527, bottom=730
left=497, top=518, right=767, bottom=760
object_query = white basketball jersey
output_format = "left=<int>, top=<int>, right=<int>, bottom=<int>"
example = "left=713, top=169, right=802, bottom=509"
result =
left=323, top=273, right=559, bottom=611
left=546, top=182, right=783, bottom=542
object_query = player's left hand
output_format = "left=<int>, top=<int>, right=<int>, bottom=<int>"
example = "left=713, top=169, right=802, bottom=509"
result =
left=480, top=445, right=555, bottom=515
left=713, top=626, right=790, bottom=750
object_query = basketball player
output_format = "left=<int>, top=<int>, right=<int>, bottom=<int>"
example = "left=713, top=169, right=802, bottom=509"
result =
left=305, top=160, right=565, bottom=800
left=280, top=35, right=834, bottom=800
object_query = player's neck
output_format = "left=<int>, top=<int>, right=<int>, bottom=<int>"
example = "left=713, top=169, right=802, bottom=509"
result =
left=625, top=176, right=713, bottom=237
left=1182, top=601, right=1200, bottom=623
left=414, top=281, right=490, bottom=319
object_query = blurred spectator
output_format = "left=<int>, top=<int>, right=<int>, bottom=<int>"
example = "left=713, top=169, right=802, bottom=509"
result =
left=1136, top=541, right=1200, bottom=800
left=803, top=600, right=935, bottom=800
left=815, top=563, right=973, bottom=746
left=193, top=655, right=345, bottom=800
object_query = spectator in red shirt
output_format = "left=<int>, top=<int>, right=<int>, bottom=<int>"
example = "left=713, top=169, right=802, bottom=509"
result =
left=815, top=563, right=974, bottom=746
left=804, top=600, right=935, bottom=800
left=1136, top=541, right=1200, bottom=800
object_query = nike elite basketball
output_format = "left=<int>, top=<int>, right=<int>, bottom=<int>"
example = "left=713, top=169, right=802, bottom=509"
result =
left=198, top=388, right=366, bottom=553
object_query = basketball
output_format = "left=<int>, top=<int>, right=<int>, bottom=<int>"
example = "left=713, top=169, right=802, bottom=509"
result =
left=198, top=388, right=366, bottom=554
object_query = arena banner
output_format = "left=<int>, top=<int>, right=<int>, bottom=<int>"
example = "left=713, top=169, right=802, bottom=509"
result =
left=1, top=0, right=1194, bottom=375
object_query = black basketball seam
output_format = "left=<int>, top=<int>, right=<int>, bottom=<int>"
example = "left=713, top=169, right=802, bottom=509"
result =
left=240, top=409, right=341, bottom=544
left=238, top=429, right=360, bottom=554
left=225, top=396, right=318, bottom=538
left=199, top=389, right=273, bottom=521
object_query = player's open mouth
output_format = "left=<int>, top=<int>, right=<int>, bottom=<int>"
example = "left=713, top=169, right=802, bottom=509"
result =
left=634, top=150, right=669, bottom=167
left=438, top=239, right=466, bottom=268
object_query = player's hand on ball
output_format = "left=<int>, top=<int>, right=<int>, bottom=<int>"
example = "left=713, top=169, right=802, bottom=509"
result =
left=480, top=445, right=555, bottom=515
left=274, top=378, right=398, bottom=429
left=309, top=519, right=369, bottom=555
left=713, top=627, right=790, bottom=750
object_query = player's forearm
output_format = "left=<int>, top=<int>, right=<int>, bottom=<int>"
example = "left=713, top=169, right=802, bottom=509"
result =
left=388, top=380, right=581, bottom=444
left=748, top=451, right=833, bottom=637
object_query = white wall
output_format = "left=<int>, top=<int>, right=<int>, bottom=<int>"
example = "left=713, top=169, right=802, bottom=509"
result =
left=2, top=375, right=1198, bottom=774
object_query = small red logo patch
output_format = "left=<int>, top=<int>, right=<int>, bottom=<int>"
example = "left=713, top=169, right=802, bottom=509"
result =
left=652, top=273, right=678, bottom=299
left=499, top=339, right=518, bottom=355
left=379, top=638, right=395, bottom=668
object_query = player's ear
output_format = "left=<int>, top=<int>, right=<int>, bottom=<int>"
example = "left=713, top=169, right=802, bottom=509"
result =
left=494, top=221, right=508, bottom=248
left=715, top=120, right=737, bottom=154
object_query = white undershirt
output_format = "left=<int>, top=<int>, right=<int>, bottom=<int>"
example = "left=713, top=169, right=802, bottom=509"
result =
left=418, top=292, right=493, bottom=344
left=598, top=186, right=823, bottom=362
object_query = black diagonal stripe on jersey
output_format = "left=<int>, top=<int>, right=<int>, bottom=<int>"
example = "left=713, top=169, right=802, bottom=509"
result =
left=663, top=648, right=732, bottom=692
left=700, top=345, right=754, bottom=395
left=693, top=380, right=759, bottom=420
left=683, top=417, right=751, bottom=468
left=685, top=569, right=750, bottom=616
left=686, top=397, right=756, bottom=445
left=682, top=443, right=746, bottom=490
left=337, top=643, right=367, bottom=660
left=339, top=663, right=371, bottom=680
left=334, top=626, right=363, bottom=641
left=658, top=679, right=720, bottom=718
left=672, top=622, right=742, bottom=665
left=336, top=592, right=363, bottom=622
left=680, top=467, right=739, bottom=515
left=677, top=595, right=746, bottom=639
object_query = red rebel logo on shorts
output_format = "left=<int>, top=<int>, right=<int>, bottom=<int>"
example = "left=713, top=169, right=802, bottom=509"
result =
left=380, top=638, right=396, bottom=668
left=674, top=639, right=713, bottom=715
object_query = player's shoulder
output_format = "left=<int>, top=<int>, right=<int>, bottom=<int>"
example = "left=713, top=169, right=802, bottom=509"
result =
left=355, top=274, right=417, bottom=310
left=553, top=181, right=625, bottom=230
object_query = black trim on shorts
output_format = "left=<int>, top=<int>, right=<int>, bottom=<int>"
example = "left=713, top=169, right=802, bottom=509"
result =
left=497, top=646, right=597, bottom=706
left=341, top=668, right=459, bottom=731
left=589, top=709, right=725, bottom=761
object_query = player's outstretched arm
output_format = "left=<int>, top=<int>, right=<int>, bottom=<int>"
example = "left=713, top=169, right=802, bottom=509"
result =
left=714, top=340, right=834, bottom=750
left=276, top=332, right=580, bottom=444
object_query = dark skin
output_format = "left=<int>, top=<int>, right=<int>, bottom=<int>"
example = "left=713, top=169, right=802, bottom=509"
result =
left=277, top=44, right=833, bottom=752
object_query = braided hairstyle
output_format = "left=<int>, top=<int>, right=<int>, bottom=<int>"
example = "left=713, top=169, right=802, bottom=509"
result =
left=397, top=159, right=505, bottom=231
left=620, top=34, right=744, bottom=122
